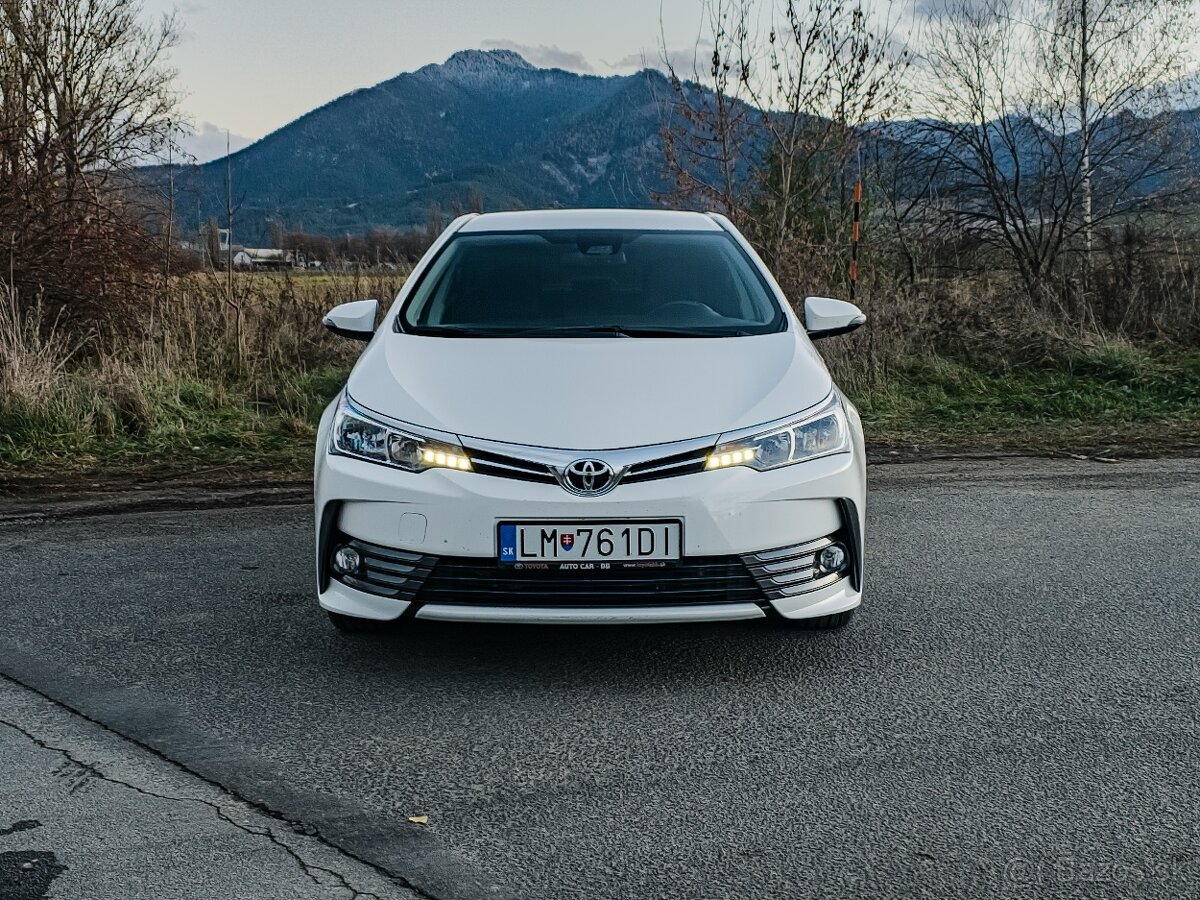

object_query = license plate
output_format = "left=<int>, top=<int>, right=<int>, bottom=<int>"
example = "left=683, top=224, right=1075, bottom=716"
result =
left=498, top=521, right=682, bottom=568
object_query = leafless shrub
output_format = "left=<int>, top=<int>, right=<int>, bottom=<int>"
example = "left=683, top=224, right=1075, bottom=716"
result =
left=658, top=0, right=911, bottom=293
left=0, top=0, right=180, bottom=333
left=910, top=0, right=1198, bottom=304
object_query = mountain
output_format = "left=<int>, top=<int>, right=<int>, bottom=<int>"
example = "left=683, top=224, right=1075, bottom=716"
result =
left=157, top=50, right=1200, bottom=244
left=164, top=50, right=678, bottom=242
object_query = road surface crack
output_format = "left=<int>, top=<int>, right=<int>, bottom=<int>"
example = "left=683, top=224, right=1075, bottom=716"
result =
left=0, top=671, right=446, bottom=900
left=0, top=716, right=396, bottom=900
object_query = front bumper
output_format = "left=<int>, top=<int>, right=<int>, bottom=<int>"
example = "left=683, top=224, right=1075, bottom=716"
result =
left=315, top=443, right=865, bottom=624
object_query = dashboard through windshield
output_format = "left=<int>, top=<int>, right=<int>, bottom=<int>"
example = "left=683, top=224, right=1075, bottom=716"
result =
left=398, top=229, right=786, bottom=338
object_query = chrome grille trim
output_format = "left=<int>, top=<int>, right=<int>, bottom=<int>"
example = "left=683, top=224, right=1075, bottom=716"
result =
left=460, top=433, right=718, bottom=490
left=336, top=537, right=436, bottom=600
left=467, top=448, right=557, bottom=484
left=624, top=449, right=711, bottom=484
left=748, top=537, right=834, bottom=562
left=740, top=536, right=849, bottom=600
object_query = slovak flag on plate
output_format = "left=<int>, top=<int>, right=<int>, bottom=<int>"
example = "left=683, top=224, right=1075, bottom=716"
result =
left=561, top=533, right=575, bottom=551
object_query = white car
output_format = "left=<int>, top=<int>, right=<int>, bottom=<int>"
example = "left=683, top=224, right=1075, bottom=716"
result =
left=314, top=209, right=867, bottom=632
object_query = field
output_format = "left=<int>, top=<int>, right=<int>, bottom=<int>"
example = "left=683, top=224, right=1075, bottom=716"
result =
left=1, top=271, right=1197, bottom=482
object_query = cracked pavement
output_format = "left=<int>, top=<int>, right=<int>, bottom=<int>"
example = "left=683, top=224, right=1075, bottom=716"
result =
left=0, top=677, right=421, bottom=900
left=0, top=456, right=1198, bottom=899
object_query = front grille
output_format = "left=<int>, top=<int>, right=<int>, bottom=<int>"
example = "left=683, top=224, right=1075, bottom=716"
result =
left=623, top=448, right=710, bottom=485
left=467, top=447, right=557, bottom=485
left=459, top=437, right=715, bottom=491
left=331, top=532, right=852, bottom=607
left=415, top=556, right=764, bottom=607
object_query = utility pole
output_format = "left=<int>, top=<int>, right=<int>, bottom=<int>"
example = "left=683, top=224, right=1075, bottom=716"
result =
left=850, top=145, right=862, bottom=303
left=225, top=129, right=234, bottom=299
left=1080, top=0, right=1092, bottom=287
left=224, top=129, right=243, bottom=373
left=164, top=129, right=174, bottom=285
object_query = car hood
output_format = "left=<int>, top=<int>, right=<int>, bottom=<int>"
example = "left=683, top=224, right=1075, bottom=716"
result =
left=347, top=330, right=832, bottom=449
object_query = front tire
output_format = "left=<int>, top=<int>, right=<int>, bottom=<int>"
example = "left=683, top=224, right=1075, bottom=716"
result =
left=326, top=611, right=395, bottom=634
left=783, top=609, right=856, bottom=630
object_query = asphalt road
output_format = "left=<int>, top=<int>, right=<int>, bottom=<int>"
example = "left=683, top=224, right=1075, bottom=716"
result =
left=0, top=677, right=416, bottom=900
left=1, top=457, right=1198, bottom=900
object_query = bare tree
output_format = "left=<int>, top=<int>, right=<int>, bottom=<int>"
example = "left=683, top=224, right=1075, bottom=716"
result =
left=0, top=0, right=179, bottom=329
left=914, top=0, right=1197, bottom=306
left=659, top=0, right=910, bottom=292
left=658, top=0, right=760, bottom=224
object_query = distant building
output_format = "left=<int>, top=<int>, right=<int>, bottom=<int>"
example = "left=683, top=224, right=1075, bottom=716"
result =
left=225, top=246, right=322, bottom=271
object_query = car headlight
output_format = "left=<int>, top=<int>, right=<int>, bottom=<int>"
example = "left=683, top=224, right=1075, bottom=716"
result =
left=706, top=393, right=850, bottom=471
left=331, top=394, right=472, bottom=473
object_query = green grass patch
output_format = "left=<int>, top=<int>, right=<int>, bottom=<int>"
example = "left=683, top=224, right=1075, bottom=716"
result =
left=0, top=365, right=350, bottom=475
left=2, top=348, right=1198, bottom=480
left=849, top=347, right=1200, bottom=447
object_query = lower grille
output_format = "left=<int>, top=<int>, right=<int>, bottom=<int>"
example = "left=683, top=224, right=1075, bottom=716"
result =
left=415, top=557, right=764, bottom=607
left=330, top=532, right=852, bottom=607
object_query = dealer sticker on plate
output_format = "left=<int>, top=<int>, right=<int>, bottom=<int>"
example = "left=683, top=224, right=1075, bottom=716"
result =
left=498, top=521, right=682, bottom=569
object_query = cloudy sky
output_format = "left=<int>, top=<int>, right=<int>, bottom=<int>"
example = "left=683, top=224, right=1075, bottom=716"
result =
left=144, top=0, right=738, bottom=161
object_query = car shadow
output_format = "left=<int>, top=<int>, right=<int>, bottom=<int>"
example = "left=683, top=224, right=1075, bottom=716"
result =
left=312, top=614, right=863, bottom=691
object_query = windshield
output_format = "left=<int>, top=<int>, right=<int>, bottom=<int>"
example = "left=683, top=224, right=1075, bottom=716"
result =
left=398, top=230, right=785, bottom=337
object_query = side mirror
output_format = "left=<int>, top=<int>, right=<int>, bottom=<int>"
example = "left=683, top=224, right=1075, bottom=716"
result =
left=323, top=299, right=379, bottom=342
left=804, top=297, right=866, bottom=340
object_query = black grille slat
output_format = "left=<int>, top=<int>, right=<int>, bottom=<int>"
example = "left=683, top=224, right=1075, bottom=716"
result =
left=623, top=448, right=710, bottom=485
left=462, top=442, right=712, bottom=489
left=740, top=534, right=851, bottom=600
left=416, top=557, right=763, bottom=607
left=466, top=448, right=557, bottom=485
left=425, top=579, right=763, bottom=597
left=346, top=539, right=426, bottom=563
left=362, top=558, right=423, bottom=576
left=333, top=530, right=854, bottom=608
left=362, top=568, right=421, bottom=587
left=335, top=535, right=435, bottom=598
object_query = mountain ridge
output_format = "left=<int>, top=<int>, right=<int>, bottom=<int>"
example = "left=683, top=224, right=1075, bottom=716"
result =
left=159, top=49, right=1200, bottom=244
left=163, top=50, right=674, bottom=242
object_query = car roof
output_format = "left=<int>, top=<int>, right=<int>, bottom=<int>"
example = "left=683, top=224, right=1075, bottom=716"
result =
left=456, top=208, right=725, bottom=233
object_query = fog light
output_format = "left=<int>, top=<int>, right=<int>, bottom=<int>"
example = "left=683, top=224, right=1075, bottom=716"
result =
left=817, top=543, right=849, bottom=575
left=332, top=546, right=361, bottom=576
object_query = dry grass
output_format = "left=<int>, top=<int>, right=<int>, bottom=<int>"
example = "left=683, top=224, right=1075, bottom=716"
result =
left=0, top=272, right=397, bottom=471
left=0, top=268, right=1197, bottom=476
left=0, top=286, right=83, bottom=406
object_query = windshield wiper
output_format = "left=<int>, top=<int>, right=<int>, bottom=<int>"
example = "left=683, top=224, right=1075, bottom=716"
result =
left=566, top=325, right=759, bottom=338
left=409, top=325, right=637, bottom=338
left=503, top=325, right=760, bottom=338
left=407, top=324, right=757, bottom=338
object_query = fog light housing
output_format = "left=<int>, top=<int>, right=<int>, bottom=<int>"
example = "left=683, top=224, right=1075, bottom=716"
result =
left=817, top=543, right=849, bottom=575
left=332, top=546, right=361, bottom=576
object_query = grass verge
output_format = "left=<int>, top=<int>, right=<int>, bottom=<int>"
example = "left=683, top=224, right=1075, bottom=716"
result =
left=1, top=346, right=1197, bottom=484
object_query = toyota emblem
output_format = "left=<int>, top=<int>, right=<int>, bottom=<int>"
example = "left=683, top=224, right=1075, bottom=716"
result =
left=561, top=459, right=619, bottom=496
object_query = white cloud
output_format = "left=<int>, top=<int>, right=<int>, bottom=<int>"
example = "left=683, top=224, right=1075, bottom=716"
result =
left=177, top=122, right=254, bottom=164
left=606, top=40, right=715, bottom=76
left=481, top=40, right=595, bottom=73
left=911, top=0, right=995, bottom=18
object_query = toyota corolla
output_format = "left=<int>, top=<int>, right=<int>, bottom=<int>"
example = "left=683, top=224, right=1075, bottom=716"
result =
left=314, top=209, right=867, bottom=631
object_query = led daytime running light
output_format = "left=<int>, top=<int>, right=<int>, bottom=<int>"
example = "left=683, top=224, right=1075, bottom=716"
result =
left=706, top=447, right=757, bottom=469
left=332, top=395, right=473, bottom=474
